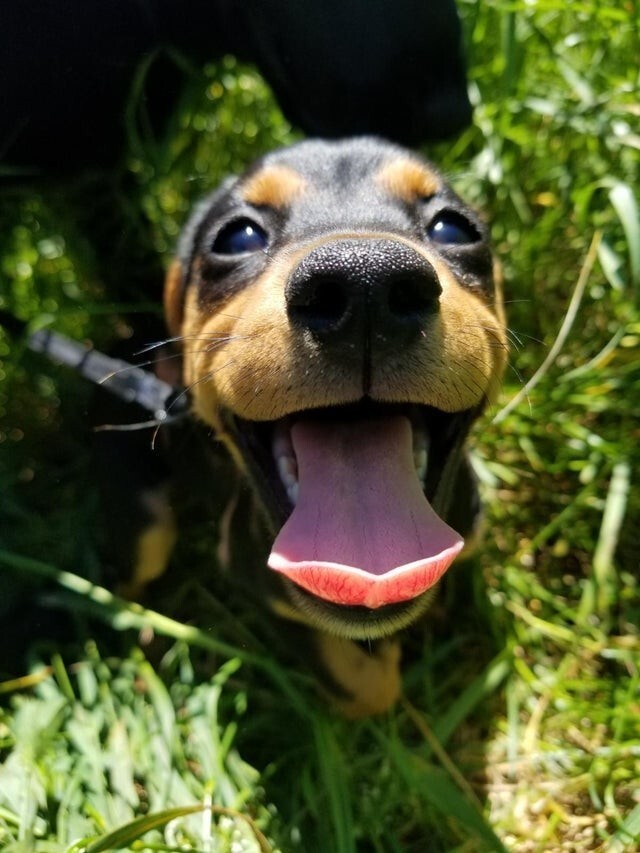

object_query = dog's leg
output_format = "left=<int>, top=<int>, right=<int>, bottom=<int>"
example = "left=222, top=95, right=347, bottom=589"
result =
left=117, top=486, right=177, bottom=599
left=315, top=633, right=402, bottom=719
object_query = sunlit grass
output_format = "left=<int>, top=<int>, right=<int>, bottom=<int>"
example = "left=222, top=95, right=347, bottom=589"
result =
left=1, top=0, right=639, bottom=850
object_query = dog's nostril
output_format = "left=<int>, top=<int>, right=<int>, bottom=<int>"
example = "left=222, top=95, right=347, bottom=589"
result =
left=288, top=277, right=350, bottom=335
left=387, top=274, right=439, bottom=320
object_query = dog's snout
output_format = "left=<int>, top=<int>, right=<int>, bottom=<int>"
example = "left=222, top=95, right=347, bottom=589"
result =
left=285, top=239, right=441, bottom=346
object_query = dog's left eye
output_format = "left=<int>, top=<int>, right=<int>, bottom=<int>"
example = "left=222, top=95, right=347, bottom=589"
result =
left=427, top=211, right=480, bottom=246
left=212, top=218, right=268, bottom=255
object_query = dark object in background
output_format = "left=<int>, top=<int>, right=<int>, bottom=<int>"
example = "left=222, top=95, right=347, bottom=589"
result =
left=233, top=0, right=471, bottom=146
left=1, top=0, right=470, bottom=173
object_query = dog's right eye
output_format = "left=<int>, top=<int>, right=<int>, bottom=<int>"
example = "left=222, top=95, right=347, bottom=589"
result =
left=212, top=218, right=268, bottom=255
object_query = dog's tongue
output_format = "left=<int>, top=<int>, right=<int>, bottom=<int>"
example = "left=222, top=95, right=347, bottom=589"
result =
left=268, top=416, right=463, bottom=608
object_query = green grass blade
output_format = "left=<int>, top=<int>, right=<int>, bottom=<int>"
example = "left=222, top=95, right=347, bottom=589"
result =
left=492, top=231, right=601, bottom=424
left=0, top=547, right=312, bottom=715
left=592, top=459, right=631, bottom=620
left=609, top=182, right=640, bottom=288
left=613, top=802, right=640, bottom=846
left=74, top=804, right=271, bottom=852
left=431, top=654, right=512, bottom=747
left=312, top=716, right=356, bottom=853
left=385, top=737, right=507, bottom=853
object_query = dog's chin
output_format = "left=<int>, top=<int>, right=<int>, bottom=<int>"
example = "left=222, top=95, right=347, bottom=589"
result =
left=280, top=578, right=440, bottom=640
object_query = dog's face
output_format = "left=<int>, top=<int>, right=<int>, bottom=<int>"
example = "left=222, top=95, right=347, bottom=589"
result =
left=166, top=138, right=507, bottom=641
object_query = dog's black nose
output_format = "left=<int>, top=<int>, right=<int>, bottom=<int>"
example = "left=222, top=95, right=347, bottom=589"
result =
left=285, top=239, right=441, bottom=349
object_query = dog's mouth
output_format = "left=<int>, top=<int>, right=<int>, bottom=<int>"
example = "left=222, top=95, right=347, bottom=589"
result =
left=227, top=401, right=474, bottom=635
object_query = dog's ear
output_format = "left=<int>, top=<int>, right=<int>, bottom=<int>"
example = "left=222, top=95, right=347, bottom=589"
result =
left=164, top=259, right=185, bottom=339
left=165, top=178, right=239, bottom=340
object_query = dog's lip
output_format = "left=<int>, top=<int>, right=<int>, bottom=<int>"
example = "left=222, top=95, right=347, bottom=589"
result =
left=269, top=550, right=463, bottom=609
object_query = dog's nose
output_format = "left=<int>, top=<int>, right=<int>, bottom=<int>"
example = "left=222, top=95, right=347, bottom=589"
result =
left=285, top=239, right=441, bottom=348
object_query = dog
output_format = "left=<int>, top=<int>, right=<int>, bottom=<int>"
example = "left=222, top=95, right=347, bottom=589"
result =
left=116, top=137, right=507, bottom=717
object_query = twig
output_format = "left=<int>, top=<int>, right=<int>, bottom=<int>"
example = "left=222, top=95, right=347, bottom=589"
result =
left=493, top=231, right=602, bottom=424
left=402, top=697, right=485, bottom=811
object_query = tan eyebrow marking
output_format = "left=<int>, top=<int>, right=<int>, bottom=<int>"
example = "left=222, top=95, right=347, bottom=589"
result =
left=376, top=158, right=442, bottom=202
left=241, top=165, right=308, bottom=208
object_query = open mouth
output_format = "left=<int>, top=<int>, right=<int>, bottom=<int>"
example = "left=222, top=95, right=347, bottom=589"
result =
left=227, top=400, right=474, bottom=635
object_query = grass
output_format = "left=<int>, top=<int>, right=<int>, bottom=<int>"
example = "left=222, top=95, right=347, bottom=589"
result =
left=1, top=0, right=639, bottom=850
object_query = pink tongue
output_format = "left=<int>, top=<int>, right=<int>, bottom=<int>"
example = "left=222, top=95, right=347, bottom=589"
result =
left=268, top=416, right=463, bottom=609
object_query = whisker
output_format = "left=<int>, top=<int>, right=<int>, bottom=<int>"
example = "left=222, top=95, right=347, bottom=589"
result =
left=213, top=311, right=248, bottom=322
left=506, top=328, right=545, bottom=347
left=134, top=333, right=240, bottom=356
left=95, top=412, right=186, bottom=433
left=204, top=332, right=257, bottom=354
left=169, top=358, right=239, bottom=413
left=150, top=358, right=239, bottom=448
left=113, top=333, right=258, bottom=375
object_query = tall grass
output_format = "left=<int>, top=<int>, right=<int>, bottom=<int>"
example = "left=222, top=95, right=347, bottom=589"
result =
left=1, top=1, right=638, bottom=850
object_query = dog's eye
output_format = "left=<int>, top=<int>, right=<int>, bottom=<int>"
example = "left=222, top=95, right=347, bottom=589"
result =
left=427, top=211, right=480, bottom=245
left=212, top=218, right=268, bottom=255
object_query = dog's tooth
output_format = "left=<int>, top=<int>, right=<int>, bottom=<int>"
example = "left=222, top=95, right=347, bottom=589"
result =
left=273, top=420, right=299, bottom=502
left=278, top=455, right=298, bottom=488
left=272, top=420, right=295, bottom=462
left=412, top=426, right=427, bottom=452
left=413, top=449, right=428, bottom=482
left=412, top=425, right=429, bottom=481
left=287, top=481, right=299, bottom=506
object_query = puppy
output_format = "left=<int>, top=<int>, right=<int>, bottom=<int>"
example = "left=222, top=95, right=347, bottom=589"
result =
left=159, top=137, right=507, bottom=716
